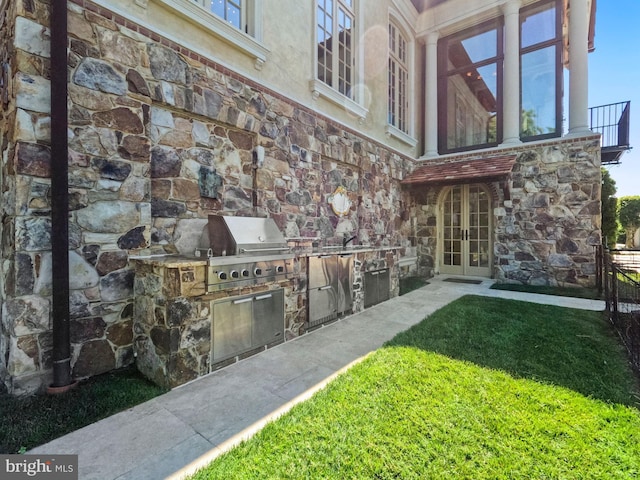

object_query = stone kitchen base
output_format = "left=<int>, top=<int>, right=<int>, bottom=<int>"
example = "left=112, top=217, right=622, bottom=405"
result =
left=132, top=247, right=405, bottom=389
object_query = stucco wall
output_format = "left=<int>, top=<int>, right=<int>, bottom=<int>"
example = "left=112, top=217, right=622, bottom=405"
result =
left=86, top=0, right=421, bottom=158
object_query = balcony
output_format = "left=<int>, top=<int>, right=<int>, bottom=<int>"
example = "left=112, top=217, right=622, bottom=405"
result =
left=589, top=101, right=631, bottom=165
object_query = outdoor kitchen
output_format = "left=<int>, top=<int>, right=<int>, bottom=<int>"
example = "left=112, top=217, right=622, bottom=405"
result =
left=0, top=0, right=606, bottom=399
left=132, top=214, right=406, bottom=389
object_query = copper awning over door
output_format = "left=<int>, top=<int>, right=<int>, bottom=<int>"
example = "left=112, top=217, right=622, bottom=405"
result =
left=401, top=155, right=516, bottom=187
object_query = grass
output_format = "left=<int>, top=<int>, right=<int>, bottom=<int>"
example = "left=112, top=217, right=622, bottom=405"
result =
left=490, top=282, right=602, bottom=299
left=0, top=366, right=167, bottom=454
left=190, top=296, right=640, bottom=479
left=618, top=269, right=640, bottom=284
left=399, top=276, right=429, bottom=295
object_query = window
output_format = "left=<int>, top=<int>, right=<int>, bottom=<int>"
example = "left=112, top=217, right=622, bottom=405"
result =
left=520, top=0, right=562, bottom=140
left=438, top=21, right=503, bottom=153
left=388, top=23, right=409, bottom=134
left=160, top=0, right=267, bottom=68
left=317, top=0, right=355, bottom=98
left=202, top=0, right=243, bottom=30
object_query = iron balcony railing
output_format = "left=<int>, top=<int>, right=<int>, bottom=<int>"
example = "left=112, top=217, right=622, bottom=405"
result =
left=589, top=101, right=631, bottom=164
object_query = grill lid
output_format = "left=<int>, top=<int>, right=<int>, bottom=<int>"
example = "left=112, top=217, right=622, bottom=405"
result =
left=206, top=215, right=290, bottom=256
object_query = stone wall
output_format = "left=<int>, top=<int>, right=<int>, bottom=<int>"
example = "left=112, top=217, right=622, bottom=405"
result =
left=0, top=0, right=17, bottom=394
left=0, top=0, right=58, bottom=395
left=132, top=259, right=299, bottom=389
left=132, top=247, right=401, bottom=389
left=496, top=137, right=601, bottom=286
left=0, top=0, right=413, bottom=394
left=408, top=136, right=602, bottom=286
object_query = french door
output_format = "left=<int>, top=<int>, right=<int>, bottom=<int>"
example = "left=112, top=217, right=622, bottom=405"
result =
left=440, top=184, right=492, bottom=277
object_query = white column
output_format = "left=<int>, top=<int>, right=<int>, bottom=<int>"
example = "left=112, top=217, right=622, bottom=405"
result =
left=424, top=31, right=439, bottom=157
left=501, top=0, right=522, bottom=145
left=568, top=0, right=590, bottom=134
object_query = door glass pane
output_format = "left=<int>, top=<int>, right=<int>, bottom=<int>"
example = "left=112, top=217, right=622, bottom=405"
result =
left=443, top=187, right=462, bottom=267
left=469, top=240, right=478, bottom=266
left=468, top=186, right=490, bottom=269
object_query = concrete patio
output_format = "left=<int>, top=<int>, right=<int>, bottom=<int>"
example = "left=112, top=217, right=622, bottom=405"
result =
left=29, top=276, right=604, bottom=480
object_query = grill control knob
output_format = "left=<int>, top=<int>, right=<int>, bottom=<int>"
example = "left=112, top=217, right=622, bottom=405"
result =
left=275, top=265, right=285, bottom=274
left=254, top=267, right=263, bottom=276
left=241, top=269, right=250, bottom=277
left=230, top=270, right=239, bottom=279
left=218, top=271, right=228, bottom=280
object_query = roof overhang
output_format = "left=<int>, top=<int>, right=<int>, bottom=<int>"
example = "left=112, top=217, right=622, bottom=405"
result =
left=401, top=154, right=517, bottom=197
left=402, top=155, right=516, bottom=186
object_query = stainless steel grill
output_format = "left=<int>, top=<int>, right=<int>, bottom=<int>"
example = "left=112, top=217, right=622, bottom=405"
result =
left=197, top=215, right=294, bottom=292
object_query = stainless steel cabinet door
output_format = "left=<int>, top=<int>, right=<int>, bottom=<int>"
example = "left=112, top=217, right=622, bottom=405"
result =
left=308, top=286, right=338, bottom=328
left=212, top=296, right=252, bottom=362
left=337, top=254, right=353, bottom=314
left=308, top=255, right=336, bottom=289
left=252, top=289, right=284, bottom=346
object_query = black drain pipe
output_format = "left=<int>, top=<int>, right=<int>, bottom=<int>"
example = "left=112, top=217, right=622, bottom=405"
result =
left=48, top=0, right=73, bottom=391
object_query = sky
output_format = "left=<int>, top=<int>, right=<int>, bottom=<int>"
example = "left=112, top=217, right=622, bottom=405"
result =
left=589, top=0, right=640, bottom=198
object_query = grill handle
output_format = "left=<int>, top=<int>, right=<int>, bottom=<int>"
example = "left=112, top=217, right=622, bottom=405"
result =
left=255, top=294, right=274, bottom=301
left=239, top=247, right=291, bottom=253
left=232, top=297, right=253, bottom=305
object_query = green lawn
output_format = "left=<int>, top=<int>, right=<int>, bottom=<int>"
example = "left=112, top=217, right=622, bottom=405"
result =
left=0, top=366, right=167, bottom=454
left=190, top=296, right=640, bottom=479
left=618, top=269, right=640, bottom=284
left=490, top=282, right=602, bottom=299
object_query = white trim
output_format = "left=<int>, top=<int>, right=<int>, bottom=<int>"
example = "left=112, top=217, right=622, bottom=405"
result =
left=309, top=79, right=368, bottom=121
left=87, top=0, right=269, bottom=69
left=386, top=124, right=418, bottom=147
left=148, top=0, right=268, bottom=68
left=390, top=0, right=419, bottom=26
left=310, top=0, right=368, bottom=122
left=388, top=8, right=417, bottom=140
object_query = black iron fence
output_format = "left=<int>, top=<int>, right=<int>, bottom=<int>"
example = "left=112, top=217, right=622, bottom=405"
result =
left=601, top=247, right=640, bottom=374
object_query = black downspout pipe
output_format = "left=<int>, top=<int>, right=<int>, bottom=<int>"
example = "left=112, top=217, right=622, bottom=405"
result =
left=49, top=0, right=73, bottom=391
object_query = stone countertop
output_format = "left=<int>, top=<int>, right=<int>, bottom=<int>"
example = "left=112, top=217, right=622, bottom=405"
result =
left=300, top=245, right=403, bottom=257
left=130, top=246, right=404, bottom=266
left=129, top=254, right=208, bottom=268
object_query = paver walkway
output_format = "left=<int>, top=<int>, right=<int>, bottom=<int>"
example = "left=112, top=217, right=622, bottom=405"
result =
left=29, top=276, right=604, bottom=479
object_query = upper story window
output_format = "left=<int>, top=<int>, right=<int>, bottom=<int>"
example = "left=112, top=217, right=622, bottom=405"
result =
left=438, top=19, right=503, bottom=153
left=388, top=23, right=409, bottom=134
left=207, top=0, right=243, bottom=30
left=193, top=0, right=244, bottom=31
left=317, top=0, right=355, bottom=98
left=520, top=0, right=562, bottom=140
left=161, top=0, right=266, bottom=69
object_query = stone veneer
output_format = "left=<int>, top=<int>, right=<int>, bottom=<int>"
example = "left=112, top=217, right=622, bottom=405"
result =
left=0, top=0, right=413, bottom=394
left=132, top=248, right=399, bottom=389
left=409, top=136, right=602, bottom=286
